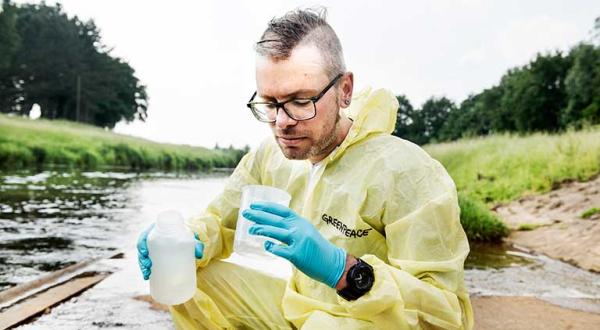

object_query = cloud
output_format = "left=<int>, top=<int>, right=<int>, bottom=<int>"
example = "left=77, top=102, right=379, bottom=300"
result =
left=497, top=15, right=583, bottom=66
left=460, top=47, right=487, bottom=65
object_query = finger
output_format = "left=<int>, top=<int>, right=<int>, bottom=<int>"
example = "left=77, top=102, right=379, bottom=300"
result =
left=193, top=232, right=204, bottom=258
left=137, top=223, right=155, bottom=256
left=138, top=254, right=152, bottom=269
left=250, top=202, right=294, bottom=218
left=137, top=237, right=148, bottom=256
left=143, top=269, right=151, bottom=280
left=249, top=225, right=292, bottom=244
left=242, top=209, right=286, bottom=228
left=264, top=240, right=293, bottom=260
left=139, top=257, right=152, bottom=280
left=195, top=241, right=204, bottom=259
left=139, top=261, right=149, bottom=278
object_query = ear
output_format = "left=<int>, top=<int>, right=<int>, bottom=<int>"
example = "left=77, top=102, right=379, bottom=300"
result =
left=339, top=72, right=354, bottom=109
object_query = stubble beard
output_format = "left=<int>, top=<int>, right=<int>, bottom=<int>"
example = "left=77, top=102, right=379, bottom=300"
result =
left=278, top=112, right=341, bottom=161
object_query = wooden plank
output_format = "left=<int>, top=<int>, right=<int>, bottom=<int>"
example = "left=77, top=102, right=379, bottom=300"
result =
left=0, top=251, right=122, bottom=308
left=0, top=273, right=108, bottom=330
left=0, top=260, right=95, bottom=305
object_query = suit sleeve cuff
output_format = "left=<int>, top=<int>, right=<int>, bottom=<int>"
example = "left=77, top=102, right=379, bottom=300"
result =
left=336, top=254, right=401, bottom=318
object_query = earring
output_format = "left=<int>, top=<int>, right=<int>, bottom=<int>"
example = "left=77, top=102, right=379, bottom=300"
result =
left=344, top=99, right=351, bottom=105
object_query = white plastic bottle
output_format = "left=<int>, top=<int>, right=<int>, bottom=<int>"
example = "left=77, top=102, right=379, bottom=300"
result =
left=147, top=210, right=196, bottom=305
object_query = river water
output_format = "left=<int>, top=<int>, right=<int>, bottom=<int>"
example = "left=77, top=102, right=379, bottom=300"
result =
left=1, top=169, right=599, bottom=328
left=0, top=170, right=227, bottom=291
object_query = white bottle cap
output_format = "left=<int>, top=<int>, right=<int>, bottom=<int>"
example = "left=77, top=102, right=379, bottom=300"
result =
left=156, top=210, right=185, bottom=230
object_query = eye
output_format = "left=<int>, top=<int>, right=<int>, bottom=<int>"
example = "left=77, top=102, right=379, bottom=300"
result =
left=290, top=99, right=312, bottom=106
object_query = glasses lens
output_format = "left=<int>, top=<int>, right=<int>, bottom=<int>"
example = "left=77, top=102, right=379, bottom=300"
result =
left=284, top=99, right=315, bottom=120
left=251, top=103, right=277, bottom=122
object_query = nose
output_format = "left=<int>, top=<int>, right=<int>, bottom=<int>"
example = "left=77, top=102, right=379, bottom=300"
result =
left=274, top=106, right=297, bottom=130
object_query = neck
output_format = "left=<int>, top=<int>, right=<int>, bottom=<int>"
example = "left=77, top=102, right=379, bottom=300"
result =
left=309, top=115, right=353, bottom=164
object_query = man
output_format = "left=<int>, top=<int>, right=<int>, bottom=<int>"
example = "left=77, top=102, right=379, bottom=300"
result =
left=138, top=8, right=473, bottom=329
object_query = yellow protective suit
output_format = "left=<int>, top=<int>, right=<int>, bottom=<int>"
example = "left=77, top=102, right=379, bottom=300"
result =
left=172, top=87, right=474, bottom=329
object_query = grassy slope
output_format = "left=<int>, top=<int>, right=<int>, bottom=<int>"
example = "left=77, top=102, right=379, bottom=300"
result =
left=0, top=113, right=241, bottom=171
left=425, top=128, right=600, bottom=241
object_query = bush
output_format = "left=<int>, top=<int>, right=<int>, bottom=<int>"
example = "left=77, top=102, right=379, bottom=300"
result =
left=458, top=193, right=509, bottom=242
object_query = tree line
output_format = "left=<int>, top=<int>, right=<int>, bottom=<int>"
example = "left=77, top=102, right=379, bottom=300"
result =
left=0, top=0, right=147, bottom=128
left=393, top=17, right=600, bottom=145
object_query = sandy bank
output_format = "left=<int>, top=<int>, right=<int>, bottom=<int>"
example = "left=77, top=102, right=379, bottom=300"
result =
left=495, top=175, right=600, bottom=272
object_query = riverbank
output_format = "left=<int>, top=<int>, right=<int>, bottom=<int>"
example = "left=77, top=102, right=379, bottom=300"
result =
left=0, top=113, right=244, bottom=171
left=496, top=175, right=600, bottom=272
left=426, top=127, right=600, bottom=241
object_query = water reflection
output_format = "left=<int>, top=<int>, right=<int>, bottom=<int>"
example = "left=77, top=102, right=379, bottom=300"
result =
left=466, top=242, right=533, bottom=270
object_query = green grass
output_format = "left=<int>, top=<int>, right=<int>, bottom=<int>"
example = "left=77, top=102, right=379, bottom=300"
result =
left=457, top=193, right=509, bottom=241
left=581, top=207, right=599, bottom=219
left=424, top=127, right=600, bottom=241
left=516, top=224, right=542, bottom=231
left=0, top=113, right=244, bottom=171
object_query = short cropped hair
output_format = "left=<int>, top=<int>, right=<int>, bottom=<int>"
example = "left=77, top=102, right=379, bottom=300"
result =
left=255, top=7, right=346, bottom=79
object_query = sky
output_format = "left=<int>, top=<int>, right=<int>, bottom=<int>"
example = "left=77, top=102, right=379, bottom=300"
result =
left=15, top=0, right=600, bottom=149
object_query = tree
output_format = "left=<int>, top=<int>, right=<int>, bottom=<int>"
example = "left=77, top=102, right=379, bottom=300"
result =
left=439, top=95, right=479, bottom=141
left=0, top=1, right=147, bottom=128
left=420, top=96, right=455, bottom=142
left=438, top=83, right=514, bottom=142
left=392, top=95, right=414, bottom=138
left=392, top=95, right=428, bottom=145
left=562, top=43, right=600, bottom=127
left=392, top=95, right=456, bottom=145
left=0, top=0, right=20, bottom=112
left=0, top=0, right=19, bottom=70
left=500, top=52, right=571, bottom=133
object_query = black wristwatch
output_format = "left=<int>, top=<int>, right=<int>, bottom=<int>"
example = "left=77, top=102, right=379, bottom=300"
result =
left=336, top=258, right=374, bottom=301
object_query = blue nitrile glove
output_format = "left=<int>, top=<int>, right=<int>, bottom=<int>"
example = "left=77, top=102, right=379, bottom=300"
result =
left=136, top=223, right=204, bottom=280
left=242, top=202, right=347, bottom=288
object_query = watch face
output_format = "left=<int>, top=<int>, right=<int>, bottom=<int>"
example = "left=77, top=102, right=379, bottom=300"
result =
left=353, top=265, right=374, bottom=291
left=337, top=259, right=374, bottom=301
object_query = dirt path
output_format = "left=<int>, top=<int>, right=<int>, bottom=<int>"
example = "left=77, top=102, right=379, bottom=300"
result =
left=494, top=175, right=600, bottom=272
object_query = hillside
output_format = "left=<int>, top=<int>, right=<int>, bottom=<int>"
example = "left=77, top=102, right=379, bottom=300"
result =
left=0, top=113, right=243, bottom=171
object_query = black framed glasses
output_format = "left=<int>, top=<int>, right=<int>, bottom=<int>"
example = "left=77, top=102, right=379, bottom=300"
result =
left=246, top=73, right=343, bottom=123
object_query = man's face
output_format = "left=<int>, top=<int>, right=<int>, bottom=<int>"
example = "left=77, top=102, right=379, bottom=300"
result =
left=255, top=44, right=340, bottom=161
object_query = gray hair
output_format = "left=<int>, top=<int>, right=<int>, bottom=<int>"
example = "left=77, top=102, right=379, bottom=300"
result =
left=255, top=7, right=346, bottom=79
